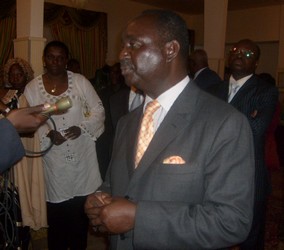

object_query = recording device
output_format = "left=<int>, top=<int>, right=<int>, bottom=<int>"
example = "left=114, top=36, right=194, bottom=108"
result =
left=42, top=96, right=72, bottom=115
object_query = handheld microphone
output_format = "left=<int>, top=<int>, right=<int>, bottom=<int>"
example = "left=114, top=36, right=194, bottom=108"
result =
left=42, top=96, right=72, bottom=115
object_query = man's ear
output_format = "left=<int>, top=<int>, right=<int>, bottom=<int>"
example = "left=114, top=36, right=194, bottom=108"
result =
left=165, top=40, right=180, bottom=62
left=254, top=60, right=259, bottom=70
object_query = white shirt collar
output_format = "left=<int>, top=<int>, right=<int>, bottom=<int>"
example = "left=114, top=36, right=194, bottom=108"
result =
left=143, top=76, right=189, bottom=113
left=229, top=74, right=253, bottom=88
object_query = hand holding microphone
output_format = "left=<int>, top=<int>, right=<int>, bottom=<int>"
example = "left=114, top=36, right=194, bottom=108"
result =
left=6, top=105, right=48, bottom=133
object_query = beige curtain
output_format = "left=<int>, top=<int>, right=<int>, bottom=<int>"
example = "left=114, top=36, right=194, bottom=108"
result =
left=0, top=0, right=16, bottom=68
left=13, top=96, right=47, bottom=230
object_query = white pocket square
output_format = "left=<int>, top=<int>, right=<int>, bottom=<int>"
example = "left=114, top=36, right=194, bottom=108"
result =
left=163, top=156, right=186, bottom=164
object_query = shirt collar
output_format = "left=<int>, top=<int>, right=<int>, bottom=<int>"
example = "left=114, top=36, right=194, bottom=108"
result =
left=144, top=76, right=189, bottom=112
left=230, top=74, right=253, bottom=88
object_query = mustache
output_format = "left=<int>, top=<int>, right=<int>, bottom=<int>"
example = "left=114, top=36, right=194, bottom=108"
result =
left=120, top=59, right=133, bottom=69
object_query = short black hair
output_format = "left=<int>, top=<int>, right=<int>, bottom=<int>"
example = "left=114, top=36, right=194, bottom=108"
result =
left=235, top=39, right=261, bottom=61
left=43, top=40, right=69, bottom=58
left=140, top=9, right=189, bottom=62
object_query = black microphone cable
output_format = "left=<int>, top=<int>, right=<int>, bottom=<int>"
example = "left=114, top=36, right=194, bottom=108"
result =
left=0, top=172, right=21, bottom=249
left=25, top=114, right=56, bottom=157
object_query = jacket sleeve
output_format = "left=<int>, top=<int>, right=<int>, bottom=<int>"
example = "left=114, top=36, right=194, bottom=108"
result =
left=247, top=85, right=279, bottom=138
left=0, top=119, right=25, bottom=173
left=77, top=75, right=105, bottom=141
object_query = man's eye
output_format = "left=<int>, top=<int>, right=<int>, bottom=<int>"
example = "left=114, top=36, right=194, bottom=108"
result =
left=133, top=43, right=141, bottom=49
left=127, top=42, right=141, bottom=49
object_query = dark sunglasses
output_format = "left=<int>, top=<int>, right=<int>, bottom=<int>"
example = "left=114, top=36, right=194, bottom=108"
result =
left=229, top=47, right=255, bottom=59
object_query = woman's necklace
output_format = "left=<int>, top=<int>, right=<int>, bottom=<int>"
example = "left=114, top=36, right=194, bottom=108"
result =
left=46, top=73, right=68, bottom=95
left=51, top=84, right=56, bottom=93
left=46, top=74, right=57, bottom=93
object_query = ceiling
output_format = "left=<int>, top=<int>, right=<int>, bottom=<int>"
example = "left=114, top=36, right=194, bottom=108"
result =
left=131, top=0, right=284, bottom=15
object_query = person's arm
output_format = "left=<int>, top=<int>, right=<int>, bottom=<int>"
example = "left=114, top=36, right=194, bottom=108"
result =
left=0, top=118, right=25, bottom=172
left=248, top=85, right=279, bottom=137
left=0, top=106, right=47, bottom=173
left=6, top=105, right=47, bottom=133
left=76, top=75, right=105, bottom=141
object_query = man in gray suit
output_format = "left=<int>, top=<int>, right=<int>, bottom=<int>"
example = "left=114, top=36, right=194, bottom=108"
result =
left=85, top=10, right=255, bottom=250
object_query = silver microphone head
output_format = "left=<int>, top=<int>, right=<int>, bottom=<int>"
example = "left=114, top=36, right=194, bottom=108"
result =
left=42, top=96, right=72, bottom=114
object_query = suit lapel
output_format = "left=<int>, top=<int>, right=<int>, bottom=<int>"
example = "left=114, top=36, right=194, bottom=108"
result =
left=124, top=88, right=131, bottom=113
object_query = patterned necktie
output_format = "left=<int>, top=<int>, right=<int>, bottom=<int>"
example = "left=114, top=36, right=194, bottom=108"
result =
left=135, top=99, right=160, bottom=168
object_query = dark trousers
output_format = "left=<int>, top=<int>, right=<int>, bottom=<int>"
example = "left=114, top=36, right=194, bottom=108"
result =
left=239, top=199, right=267, bottom=250
left=47, top=196, right=89, bottom=250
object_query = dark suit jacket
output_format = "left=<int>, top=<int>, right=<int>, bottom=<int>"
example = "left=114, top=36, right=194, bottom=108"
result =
left=209, top=74, right=279, bottom=201
left=101, top=81, right=255, bottom=250
left=109, top=87, right=131, bottom=130
left=0, top=119, right=25, bottom=173
left=194, top=67, right=222, bottom=91
left=96, top=87, right=132, bottom=180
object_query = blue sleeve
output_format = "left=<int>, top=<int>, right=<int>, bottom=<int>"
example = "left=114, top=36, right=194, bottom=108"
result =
left=0, top=119, right=25, bottom=173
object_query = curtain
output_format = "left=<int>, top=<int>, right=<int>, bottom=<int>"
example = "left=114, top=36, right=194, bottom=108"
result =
left=45, top=3, right=107, bottom=79
left=0, top=2, right=107, bottom=80
left=0, top=16, right=15, bottom=67
left=0, top=0, right=16, bottom=67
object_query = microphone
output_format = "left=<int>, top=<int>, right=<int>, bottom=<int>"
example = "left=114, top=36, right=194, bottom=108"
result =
left=42, top=96, right=72, bottom=115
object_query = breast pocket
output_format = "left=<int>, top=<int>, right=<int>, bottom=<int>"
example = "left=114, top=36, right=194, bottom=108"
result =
left=152, top=162, right=203, bottom=201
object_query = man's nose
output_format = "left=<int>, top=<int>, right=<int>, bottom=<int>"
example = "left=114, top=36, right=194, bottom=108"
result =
left=119, top=48, right=130, bottom=60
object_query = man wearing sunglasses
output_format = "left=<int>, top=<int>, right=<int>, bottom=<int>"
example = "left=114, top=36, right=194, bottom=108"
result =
left=210, top=39, right=279, bottom=249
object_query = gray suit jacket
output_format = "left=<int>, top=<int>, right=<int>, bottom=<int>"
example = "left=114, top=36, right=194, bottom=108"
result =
left=102, top=81, right=255, bottom=250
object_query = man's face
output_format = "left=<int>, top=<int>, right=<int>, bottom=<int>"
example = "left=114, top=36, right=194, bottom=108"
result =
left=119, top=16, right=167, bottom=96
left=228, top=41, right=259, bottom=80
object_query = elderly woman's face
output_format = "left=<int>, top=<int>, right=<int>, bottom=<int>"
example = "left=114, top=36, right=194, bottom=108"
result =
left=8, top=64, right=26, bottom=90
